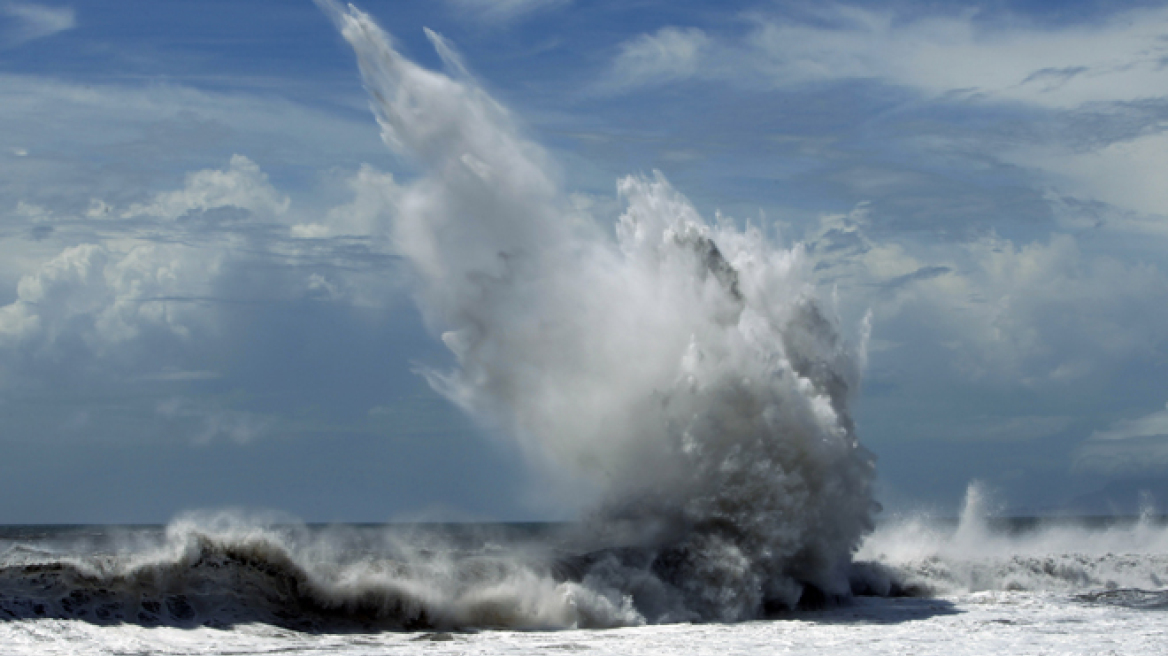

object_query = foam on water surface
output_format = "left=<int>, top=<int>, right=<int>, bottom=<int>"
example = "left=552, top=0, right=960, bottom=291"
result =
left=2, top=489, right=1167, bottom=652
left=1, top=592, right=1165, bottom=656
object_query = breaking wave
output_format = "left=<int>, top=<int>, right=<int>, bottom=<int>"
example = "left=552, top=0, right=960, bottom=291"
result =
left=308, top=0, right=878, bottom=624
left=6, top=3, right=1166, bottom=633
left=2, top=491, right=1166, bottom=631
left=1, top=2, right=1164, bottom=633
left=854, top=483, right=1168, bottom=603
left=0, top=0, right=882, bottom=625
left=0, top=518, right=639, bottom=630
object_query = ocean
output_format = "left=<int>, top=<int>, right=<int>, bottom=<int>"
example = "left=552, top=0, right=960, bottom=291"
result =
left=5, top=4, right=1163, bottom=654
left=2, top=501, right=1166, bottom=655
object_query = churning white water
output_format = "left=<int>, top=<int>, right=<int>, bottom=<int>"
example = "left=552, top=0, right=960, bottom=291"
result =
left=2, top=490, right=1167, bottom=654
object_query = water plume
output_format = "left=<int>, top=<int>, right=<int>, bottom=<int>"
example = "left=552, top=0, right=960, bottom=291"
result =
left=317, top=1, right=879, bottom=622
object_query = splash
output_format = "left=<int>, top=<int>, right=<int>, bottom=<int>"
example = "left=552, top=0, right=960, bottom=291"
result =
left=313, top=1, right=878, bottom=623
left=0, top=518, right=638, bottom=630
left=856, top=483, right=1168, bottom=597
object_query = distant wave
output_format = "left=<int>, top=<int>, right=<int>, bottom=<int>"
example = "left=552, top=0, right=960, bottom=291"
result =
left=855, top=484, right=1168, bottom=599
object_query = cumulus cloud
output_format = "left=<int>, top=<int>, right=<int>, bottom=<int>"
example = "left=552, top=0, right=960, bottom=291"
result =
left=807, top=208, right=1168, bottom=386
left=0, top=239, right=223, bottom=354
left=0, top=151, right=411, bottom=447
left=0, top=156, right=302, bottom=358
left=123, top=155, right=290, bottom=221
left=2, top=2, right=75, bottom=47
left=290, top=164, right=397, bottom=239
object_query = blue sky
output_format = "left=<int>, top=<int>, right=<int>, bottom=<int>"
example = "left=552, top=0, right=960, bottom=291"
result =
left=2, top=0, right=1168, bottom=523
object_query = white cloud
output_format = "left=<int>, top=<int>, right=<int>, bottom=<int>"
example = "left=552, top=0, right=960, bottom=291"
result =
left=0, top=149, right=418, bottom=448
left=0, top=243, right=107, bottom=347
left=123, top=155, right=289, bottom=220
left=0, top=240, right=223, bottom=352
left=604, top=27, right=711, bottom=91
left=809, top=209, right=1168, bottom=386
left=1008, top=131, right=1168, bottom=222
left=603, top=5, right=1168, bottom=109
left=0, top=154, right=410, bottom=366
left=748, top=5, right=1168, bottom=108
left=1092, top=402, right=1168, bottom=441
left=0, top=72, right=387, bottom=218
left=444, top=0, right=569, bottom=24
left=137, top=368, right=220, bottom=382
left=292, top=164, right=397, bottom=239
left=2, top=2, right=75, bottom=47
left=0, top=156, right=292, bottom=355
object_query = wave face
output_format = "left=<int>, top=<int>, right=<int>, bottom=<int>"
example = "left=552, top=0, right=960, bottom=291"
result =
left=0, top=519, right=641, bottom=631
left=310, top=1, right=879, bottom=624
left=2, top=504, right=1166, bottom=633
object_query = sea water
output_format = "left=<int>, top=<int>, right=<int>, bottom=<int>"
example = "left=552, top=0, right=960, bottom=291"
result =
left=5, top=3, right=1164, bottom=652
left=1, top=502, right=1166, bottom=655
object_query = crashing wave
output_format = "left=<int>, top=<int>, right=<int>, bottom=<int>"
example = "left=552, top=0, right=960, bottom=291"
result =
left=5, top=0, right=883, bottom=630
left=0, top=521, right=640, bottom=630
left=855, top=484, right=1168, bottom=598
left=310, top=0, right=879, bottom=623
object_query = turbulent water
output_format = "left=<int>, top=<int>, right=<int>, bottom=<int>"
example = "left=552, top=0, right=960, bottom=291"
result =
left=2, top=499, right=1167, bottom=654
left=5, top=3, right=1166, bottom=654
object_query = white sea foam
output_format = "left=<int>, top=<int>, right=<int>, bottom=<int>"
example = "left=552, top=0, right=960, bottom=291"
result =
left=0, top=516, right=645, bottom=630
left=858, top=483, right=1168, bottom=595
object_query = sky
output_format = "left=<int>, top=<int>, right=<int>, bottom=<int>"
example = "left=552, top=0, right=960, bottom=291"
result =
left=1, top=0, right=1167, bottom=523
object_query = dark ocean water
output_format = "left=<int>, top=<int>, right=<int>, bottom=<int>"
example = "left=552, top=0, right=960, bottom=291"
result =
left=2, top=514, right=1166, bottom=632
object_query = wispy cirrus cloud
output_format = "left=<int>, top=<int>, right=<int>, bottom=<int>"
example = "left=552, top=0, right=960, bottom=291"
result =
left=444, top=0, right=568, bottom=25
left=1091, top=403, right=1168, bottom=442
left=601, top=27, right=711, bottom=92
left=600, top=4, right=1168, bottom=109
left=1075, top=402, right=1168, bottom=474
left=2, top=2, right=74, bottom=47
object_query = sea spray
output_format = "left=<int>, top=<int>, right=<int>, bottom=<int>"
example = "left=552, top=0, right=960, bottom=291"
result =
left=317, top=1, right=879, bottom=621
left=0, top=517, right=641, bottom=630
left=856, top=483, right=1168, bottom=596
